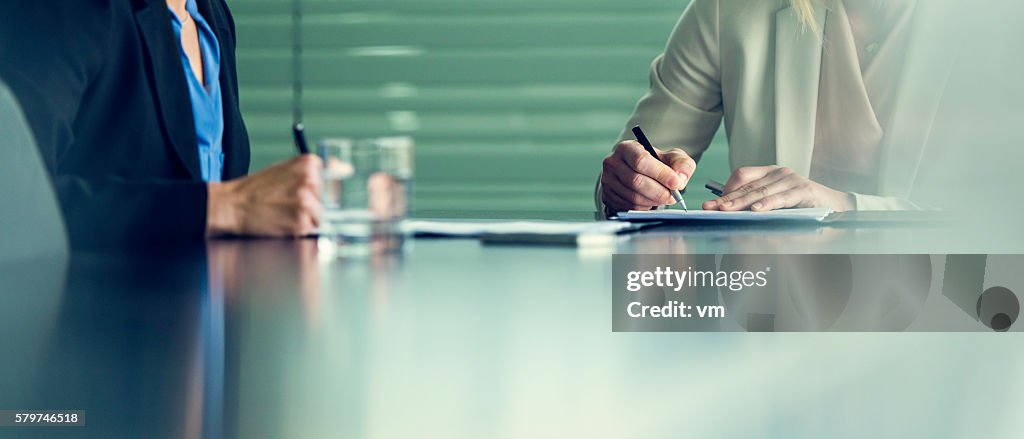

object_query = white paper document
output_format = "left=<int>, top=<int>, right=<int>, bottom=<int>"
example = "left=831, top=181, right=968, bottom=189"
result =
left=616, top=208, right=833, bottom=222
left=402, top=220, right=633, bottom=237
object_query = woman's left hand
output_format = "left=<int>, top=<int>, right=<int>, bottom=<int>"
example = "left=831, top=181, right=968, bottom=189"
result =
left=702, top=165, right=855, bottom=212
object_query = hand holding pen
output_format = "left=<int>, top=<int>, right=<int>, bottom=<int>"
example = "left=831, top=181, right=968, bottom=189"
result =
left=599, top=126, right=696, bottom=213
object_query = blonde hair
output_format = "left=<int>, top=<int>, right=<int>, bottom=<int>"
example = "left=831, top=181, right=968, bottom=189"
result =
left=789, top=0, right=821, bottom=33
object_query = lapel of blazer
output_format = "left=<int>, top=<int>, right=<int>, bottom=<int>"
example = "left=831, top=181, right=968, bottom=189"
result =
left=774, top=4, right=828, bottom=176
left=876, top=2, right=960, bottom=197
left=134, top=0, right=202, bottom=180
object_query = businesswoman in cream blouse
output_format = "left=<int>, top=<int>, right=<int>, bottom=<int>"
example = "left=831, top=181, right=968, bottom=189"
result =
left=598, top=0, right=965, bottom=215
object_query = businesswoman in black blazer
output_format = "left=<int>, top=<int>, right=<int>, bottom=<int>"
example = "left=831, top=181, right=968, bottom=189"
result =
left=0, top=0, right=320, bottom=247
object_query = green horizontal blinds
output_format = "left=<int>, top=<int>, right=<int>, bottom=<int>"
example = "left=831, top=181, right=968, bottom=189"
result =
left=230, top=0, right=729, bottom=211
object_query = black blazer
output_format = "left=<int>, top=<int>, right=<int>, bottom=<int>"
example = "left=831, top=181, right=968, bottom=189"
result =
left=0, top=0, right=250, bottom=248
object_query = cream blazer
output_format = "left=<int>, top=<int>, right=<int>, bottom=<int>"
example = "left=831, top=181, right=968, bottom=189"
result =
left=599, top=0, right=962, bottom=211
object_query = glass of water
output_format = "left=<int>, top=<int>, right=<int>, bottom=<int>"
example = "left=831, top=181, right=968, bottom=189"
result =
left=318, top=137, right=413, bottom=254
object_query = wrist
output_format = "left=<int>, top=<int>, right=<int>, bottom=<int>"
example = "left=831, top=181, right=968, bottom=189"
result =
left=833, top=190, right=856, bottom=212
left=206, top=182, right=239, bottom=236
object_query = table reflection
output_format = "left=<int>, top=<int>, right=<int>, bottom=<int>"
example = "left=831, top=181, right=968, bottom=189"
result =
left=0, top=216, right=1020, bottom=438
left=0, top=249, right=206, bottom=438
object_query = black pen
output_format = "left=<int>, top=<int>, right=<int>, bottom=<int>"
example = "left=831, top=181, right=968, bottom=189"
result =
left=292, top=122, right=310, bottom=154
left=631, top=126, right=687, bottom=211
left=706, top=179, right=726, bottom=197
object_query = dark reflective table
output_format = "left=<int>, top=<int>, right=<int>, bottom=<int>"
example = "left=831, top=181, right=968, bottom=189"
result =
left=1, top=212, right=1021, bottom=438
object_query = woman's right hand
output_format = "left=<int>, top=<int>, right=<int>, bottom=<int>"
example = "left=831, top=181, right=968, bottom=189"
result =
left=600, top=140, right=696, bottom=213
left=206, top=155, right=323, bottom=237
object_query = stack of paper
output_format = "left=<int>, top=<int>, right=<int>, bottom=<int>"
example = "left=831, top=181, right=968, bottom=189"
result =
left=402, top=220, right=633, bottom=237
left=616, top=208, right=832, bottom=222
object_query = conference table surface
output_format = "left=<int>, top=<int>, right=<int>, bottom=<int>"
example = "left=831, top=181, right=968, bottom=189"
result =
left=1, top=210, right=1021, bottom=438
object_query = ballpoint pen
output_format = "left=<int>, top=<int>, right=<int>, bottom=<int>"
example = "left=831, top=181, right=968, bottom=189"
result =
left=292, top=122, right=310, bottom=154
left=705, top=179, right=726, bottom=197
left=631, top=126, right=687, bottom=211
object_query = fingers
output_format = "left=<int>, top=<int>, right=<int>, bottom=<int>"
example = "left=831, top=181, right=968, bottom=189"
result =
left=722, top=166, right=778, bottom=193
left=286, top=156, right=322, bottom=236
left=292, top=153, right=322, bottom=169
left=324, top=157, right=354, bottom=180
left=601, top=167, right=667, bottom=210
left=293, top=154, right=323, bottom=192
left=704, top=165, right=774, bottom=210
left=729, top=179, right=797, bottom=211
left=750, top=188, right=803, bottom=211
left=601, top=187, right=637, bottom=212
left=286, top=167, right=322, bottom=235
left=714, top=168, right=794, bottom=211
left=659, top=148, right=697, bottom=187
left=368, top=173, right=407, bottom=218
left=604, top=161, right=676, bottom=205
left=602, top=141, right=688, bottom=210
left=701, top=199, right=720, bottom=211
left=614, top=141, right=683, bottom=191
left=704, top=166, right=800, bottom=211
left=299, top=187, right=322, bottom=228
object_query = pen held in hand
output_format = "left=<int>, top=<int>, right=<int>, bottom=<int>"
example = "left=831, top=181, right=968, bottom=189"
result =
left=631, top=126, right=687, bottom=211
left=292, top=122, right=310, bottom=155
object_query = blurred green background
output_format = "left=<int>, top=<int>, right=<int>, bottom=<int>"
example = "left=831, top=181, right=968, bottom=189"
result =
left=231, top=0, right=729, bottom=212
